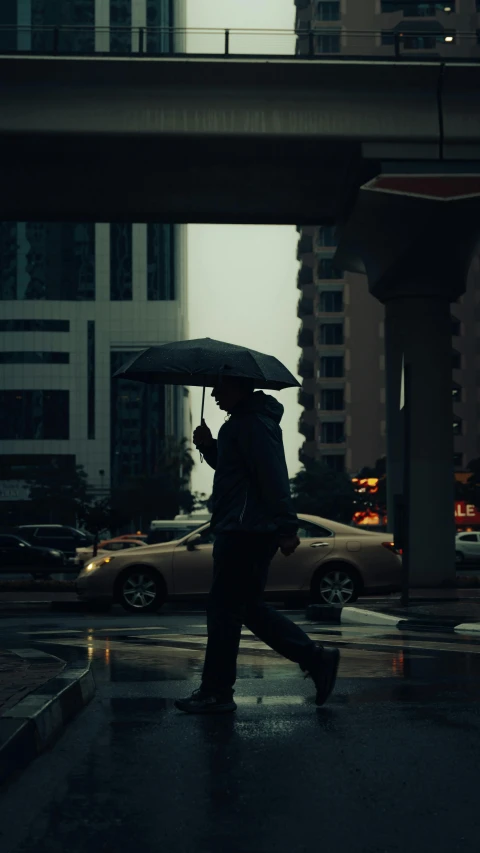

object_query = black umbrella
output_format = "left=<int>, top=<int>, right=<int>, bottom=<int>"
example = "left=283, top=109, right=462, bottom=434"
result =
left=113, top=337, right=300, bottom=421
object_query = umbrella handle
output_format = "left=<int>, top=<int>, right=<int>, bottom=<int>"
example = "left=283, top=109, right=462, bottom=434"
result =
left=200, top=386, right=206, bottom=464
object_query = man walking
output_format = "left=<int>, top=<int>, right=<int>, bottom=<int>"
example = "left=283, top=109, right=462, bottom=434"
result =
left=175, top=376, right=339, bottom=714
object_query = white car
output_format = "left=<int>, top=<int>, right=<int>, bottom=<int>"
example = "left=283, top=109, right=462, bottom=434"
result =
left=455, top=532, right=480, bottom=566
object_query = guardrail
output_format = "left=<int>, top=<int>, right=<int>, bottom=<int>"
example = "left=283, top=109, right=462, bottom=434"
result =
left=0, top=26, right=479, bottom=61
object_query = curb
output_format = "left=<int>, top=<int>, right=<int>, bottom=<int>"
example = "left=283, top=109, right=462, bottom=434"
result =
left=305, top=604, right=480, bottom=634
left=0, top=651, right=95, bottom=787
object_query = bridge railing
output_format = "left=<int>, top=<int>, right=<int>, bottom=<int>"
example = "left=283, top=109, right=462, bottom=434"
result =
left=0, top=26, right=479, bottom=61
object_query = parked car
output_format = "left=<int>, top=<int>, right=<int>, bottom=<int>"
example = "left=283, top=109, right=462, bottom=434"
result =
left=455, top=532, right=480, bottom=565
left=74, top=537, right=148, bottom=568
left=15, top=525, right=93, bottom=559
left=0, top=534, right=66, bottom=577
left=76, top=514, right=402, bottom=614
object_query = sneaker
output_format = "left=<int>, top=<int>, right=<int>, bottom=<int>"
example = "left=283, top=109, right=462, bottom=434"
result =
left=174, top=688, right=237, bottom=715
left=302, top=644, right=340, bottom=707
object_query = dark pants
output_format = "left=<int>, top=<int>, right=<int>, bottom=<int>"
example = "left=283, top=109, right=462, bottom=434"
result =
left=201, top=531, right=317, bottom=696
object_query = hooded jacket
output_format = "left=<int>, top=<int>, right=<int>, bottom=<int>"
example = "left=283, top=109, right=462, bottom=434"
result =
left=199, top=391, right=299, bottom=538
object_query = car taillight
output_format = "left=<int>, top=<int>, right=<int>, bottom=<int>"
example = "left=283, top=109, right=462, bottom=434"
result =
left=382, top=541, right=402, bottom=556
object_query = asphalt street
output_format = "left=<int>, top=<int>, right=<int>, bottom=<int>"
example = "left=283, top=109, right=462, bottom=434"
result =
left=1, top=607, right=480, bottom=853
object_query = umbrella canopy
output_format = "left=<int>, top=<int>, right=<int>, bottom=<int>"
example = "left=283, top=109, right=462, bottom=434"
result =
left=113, top=338, right=300, bottom=391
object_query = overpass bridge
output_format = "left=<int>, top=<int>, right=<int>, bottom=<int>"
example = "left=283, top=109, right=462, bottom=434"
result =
left=1, top=41, right=480, bottom=589
left=0, top=53, right=479, bottom=222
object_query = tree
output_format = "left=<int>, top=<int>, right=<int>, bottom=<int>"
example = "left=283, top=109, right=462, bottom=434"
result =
left=27, top=462, right=90, bottom=525
left=290, top=461, right=356, bottom=523
left=112, top=436, right=196, bottom=530
left=77, top=497, right=132, bottom=541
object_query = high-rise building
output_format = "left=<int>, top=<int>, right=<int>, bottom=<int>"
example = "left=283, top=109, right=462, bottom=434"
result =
left=296, top=0, right=480, bottom=477
left=0, top=1, right=189, bottom=522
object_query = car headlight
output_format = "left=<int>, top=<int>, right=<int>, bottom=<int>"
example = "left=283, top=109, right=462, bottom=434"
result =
left=49, top=550, right=63, bottom=557
left=84, top=556, right=114, bottom=573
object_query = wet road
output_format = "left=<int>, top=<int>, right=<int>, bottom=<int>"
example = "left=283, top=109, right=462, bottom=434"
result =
left=1, top=609, right=480, bottom=853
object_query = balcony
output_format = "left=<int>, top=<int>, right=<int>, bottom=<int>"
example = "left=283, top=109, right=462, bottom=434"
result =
left=297, top=295, right=314, bottom=320
left=299, top=442, right=316, bottom=466
left=298, top=389, right=314, bottom=410
left=297, top=264, right=313, bottom=289
left=297, top=355, right=314, bottom=379
left=297, top=325, right=314, bottom=348
left=297, top=234, right=313, bottom=259
left=299, top=416, right=315, bottom=442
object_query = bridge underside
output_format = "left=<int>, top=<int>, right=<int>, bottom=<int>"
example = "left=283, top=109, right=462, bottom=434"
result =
left=0, top=55, right=478, bottom=223
left=0, top=132, right=374, bottom=224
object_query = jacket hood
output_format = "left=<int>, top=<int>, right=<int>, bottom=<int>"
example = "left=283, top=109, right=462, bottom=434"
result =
left=232, top=390, right=284, bottom=424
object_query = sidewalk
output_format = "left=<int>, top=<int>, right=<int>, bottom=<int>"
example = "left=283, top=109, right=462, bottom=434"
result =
left=306, top=589, right=480, bottom=632
left=0, top=649, right=65, bottom=714
left=353, top=592, right=480, bottom=630
left=0, top=648, right=95, bottom=787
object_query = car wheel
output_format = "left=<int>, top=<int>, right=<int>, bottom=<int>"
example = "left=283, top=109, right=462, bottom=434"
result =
left=116, top=566, right=166, bottom=613
left=455, top=551, right=465, bottom=566
left=312, top=564, right=360, bottom=606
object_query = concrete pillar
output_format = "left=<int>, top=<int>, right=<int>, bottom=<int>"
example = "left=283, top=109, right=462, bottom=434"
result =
left=383, top=300, right=403, bottom=536
left=333, top=170, right=480, bottom=589
left=384, top=295, right=455, bottom=587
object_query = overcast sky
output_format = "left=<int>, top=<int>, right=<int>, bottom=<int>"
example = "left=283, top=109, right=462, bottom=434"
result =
left=186, top=0, right=302, bottom=500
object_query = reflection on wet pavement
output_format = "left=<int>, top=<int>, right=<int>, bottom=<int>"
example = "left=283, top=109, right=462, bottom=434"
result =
left=5, top=612, right=480, bottom=706
left=3, top=613, right=480, bottom=853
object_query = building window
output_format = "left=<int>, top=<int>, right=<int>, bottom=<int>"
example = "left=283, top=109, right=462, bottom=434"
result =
left=322, top=455, right=345, bottom=472
left=319, top=323, right=343, bottom=345
left=110, top=0, right=131, bottom=54
left=454, top=452, right=464, bottom=468
left=319, top=291, right=343, bottom=312
left=32, top=0, right=95, bottom=53
left=0, top=320, right=69, bottom=332
left=0, top=222, right=95, bottom=300
left=453, top=417, right=462, bottom=436
left=321, top=422, right=345, bottom=444
left=147, top=0, right=174, bottom=53
left=0, top=391, right=69, bottom=440
left=319, top=356, right=344, bottom=378
left=0, top=351, right=69, bottom=364
left=110, top=223, right=133, bottom=300
left=147, top=224, right=175, bottom=300
left=403, top=34, right=437, bottom=48
left=318, top=258, right=342, bottom=279
left=316, top=2, right=340, bottom=21
left=317, top=226, right=337, bottom=247
left=452, top=350, right=461, bottom=370
left=111, top=352, right=166, bottom=487
left=316, top=32, right=340, bottom=53
left=320, top=388, right=344, bottom=411
left=381, top=1, right=453, bottom=12
left=87, top=321, right=95, bottom=440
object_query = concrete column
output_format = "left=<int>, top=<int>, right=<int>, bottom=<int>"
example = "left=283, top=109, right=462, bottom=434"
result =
left=384, top=295, right=455, bottom=587
left=384, top=301, right=404, bottom=535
